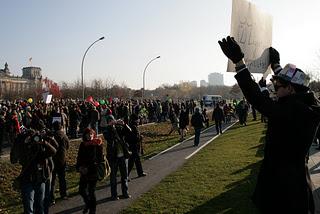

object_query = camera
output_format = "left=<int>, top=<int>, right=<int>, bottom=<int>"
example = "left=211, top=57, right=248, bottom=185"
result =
left=32, top=134, right=43, bottom=143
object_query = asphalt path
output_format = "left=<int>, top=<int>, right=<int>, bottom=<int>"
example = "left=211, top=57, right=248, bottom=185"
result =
left=50, top=120, right=236, bottom=214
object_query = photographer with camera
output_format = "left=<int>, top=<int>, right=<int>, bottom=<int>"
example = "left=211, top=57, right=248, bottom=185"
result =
left=105, top=117, right=132, bottom=200
left=10, top=125, right=57, bottom=214
left=218, top=36, right=320, bottom=214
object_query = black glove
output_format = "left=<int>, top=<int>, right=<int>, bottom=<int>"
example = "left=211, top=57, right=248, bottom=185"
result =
left=218, top=36, right=244, bottom=63
left=269, top=47, right=280, bottom=64
left=258, top=77, right=266, bottom=88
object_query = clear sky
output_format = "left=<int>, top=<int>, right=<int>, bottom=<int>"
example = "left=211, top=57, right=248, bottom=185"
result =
left=1, top=0, right=320, bottom=89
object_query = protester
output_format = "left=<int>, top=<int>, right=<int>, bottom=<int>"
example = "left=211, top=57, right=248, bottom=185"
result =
left=127, top=113, right=147, bottom=178
left=202, top=108, right=209, bottom=128
left=50, top=121, right=70, bottom=204
left=0, top=110, right=6, bottom=154
left=179, top=106, right=189, bottom=141
left=191, top=107, right=205, bottom=146
left=76, top=128, right=104, bottom=214
left=10, top=128, right=57, bottom=214
left=168, top=111, right=180, bottom=135
left=105, top=118, right=131, bottom=200
left=212, top=103, right=224, bottom=134
left=218, top=36, right=320, bottom=214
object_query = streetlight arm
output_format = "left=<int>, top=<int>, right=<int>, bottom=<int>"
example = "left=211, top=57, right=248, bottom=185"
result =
left=143, top=56, right=160, bottom=93
left=81, top=37, right=105, bottom=100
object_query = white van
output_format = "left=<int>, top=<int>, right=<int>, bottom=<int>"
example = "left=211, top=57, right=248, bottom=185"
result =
left=202, top=95, right=222, bottom=107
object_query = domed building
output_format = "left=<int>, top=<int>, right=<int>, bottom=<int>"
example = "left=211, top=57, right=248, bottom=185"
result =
left=0, top=63, right=59, bottom=100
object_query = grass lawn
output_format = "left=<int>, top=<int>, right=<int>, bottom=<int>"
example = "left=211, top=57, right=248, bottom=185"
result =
left=122, top=117, right=266, bottom=214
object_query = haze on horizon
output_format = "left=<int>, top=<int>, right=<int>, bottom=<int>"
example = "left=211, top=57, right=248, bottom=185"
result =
left=1, top=0, right=320, bottom=90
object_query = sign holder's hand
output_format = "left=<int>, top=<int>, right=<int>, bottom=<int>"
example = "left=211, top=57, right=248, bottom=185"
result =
left=218, top=36, right=244, bottom=64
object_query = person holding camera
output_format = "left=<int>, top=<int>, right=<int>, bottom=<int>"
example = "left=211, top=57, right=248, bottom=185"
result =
left=218, top=36, right=320, bottom=214
left=10, top=128, right=57, bottom=214
left=105, top=118, right=132, bottom=200
left=76, top=128, right=104, bottom=214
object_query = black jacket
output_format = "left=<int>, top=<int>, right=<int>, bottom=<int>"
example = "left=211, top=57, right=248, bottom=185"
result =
left=76, top=139, right=104, bottom=181
left=191, top=112, right=204, bottom=128
left=212, top=107, right=224, bottom=121
left=235, top=68, right=320, bottom=214
left=53, top=130, right=70, bottom=167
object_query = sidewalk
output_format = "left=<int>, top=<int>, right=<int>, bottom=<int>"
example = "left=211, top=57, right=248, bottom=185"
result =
left=308, top=144, right=320, bottom=213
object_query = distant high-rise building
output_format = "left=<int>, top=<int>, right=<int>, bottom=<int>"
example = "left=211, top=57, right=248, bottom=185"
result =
left=200, top=80, right=208, bottom=87
left=190, top=80, right=197, bottom=87
left=208, top=73, right=224, bottom=86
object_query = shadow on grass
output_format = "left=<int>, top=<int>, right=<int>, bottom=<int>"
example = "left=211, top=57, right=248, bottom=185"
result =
left=186, top=161, right=262, bottom=214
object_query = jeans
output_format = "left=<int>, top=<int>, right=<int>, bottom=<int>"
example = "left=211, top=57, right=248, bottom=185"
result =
left=21, top=182, right=46, bottom=214
left=110, top=157, right=129, bottom=197
left=194, top=128, right=201, bottom=146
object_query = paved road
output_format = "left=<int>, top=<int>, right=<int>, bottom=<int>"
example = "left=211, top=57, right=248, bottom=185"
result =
left=50, top=121, right=235, bottom=214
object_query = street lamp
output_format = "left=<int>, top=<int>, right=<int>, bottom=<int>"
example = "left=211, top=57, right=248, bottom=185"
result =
left=81, top=36, right=105, bottom=100
left=142, top=55, right=160, bottom=99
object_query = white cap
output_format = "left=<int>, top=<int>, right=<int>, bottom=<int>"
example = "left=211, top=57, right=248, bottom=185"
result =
left=272, top=64, right=310, bottom=89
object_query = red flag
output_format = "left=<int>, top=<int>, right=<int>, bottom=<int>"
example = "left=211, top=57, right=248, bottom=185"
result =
left=86, top=96, right=94, bottom=103
left=94, top=101, right=100, bottom=107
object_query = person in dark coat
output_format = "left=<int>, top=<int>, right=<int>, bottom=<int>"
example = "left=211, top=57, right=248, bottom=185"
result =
left=127, top=113, right=146, bottom=178
left=179, top=107, right=189, bottom=141
left=218, top=36, right=320, bottom=214
left=105, top=119, right=131, bottom=200
left=212, top=103, right=224, bottom=134
left=191, top=107, right=204, bottom=147
left=76, top=128, right=104, bottom=214
left=50, top=121, right=70, bottom=203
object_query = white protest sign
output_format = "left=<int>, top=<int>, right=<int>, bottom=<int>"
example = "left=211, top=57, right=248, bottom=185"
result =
left=42, top=92, right=52, bottom=104
left=45, top=95, right=52, bottom=104
left=228, top=0, right=272, bottom=73
left=52, top=117, right=62, bottom=124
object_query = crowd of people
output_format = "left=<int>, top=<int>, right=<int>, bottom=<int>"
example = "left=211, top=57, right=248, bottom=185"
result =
left=3, top=96, right=249, bottom=214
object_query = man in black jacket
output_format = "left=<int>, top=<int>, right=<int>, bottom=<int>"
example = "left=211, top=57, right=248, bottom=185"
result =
left=50, top=121, right=70, bottom=203
left=127, top=113, right=146, bottom=178
left=218, top=36, right=320, bottom=214
left=191, top=108, right=205, bottom=146
left=212, top=103, right=224, bottom=134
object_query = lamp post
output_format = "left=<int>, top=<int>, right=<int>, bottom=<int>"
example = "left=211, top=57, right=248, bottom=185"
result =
left=142, top=55, right=160, bottom=100
left=81, top=36, right=105, bottom=100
